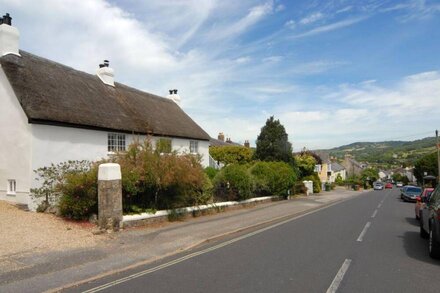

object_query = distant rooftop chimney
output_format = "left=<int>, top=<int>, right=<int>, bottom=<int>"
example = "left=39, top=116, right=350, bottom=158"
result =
left=244, top=140, right=250, bottom=148
left=0, top=13, right=20, bottom=57
left=218, top=132, right=225, bottom=142
left=96, top=60, right=114, bottom=86
left=166, top=88, right=181, bottom=106
left=226, top=137, right=232, bottom=143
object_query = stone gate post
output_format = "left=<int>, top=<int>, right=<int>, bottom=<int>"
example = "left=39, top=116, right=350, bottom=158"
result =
left=98, top=163, right=122, bottom=231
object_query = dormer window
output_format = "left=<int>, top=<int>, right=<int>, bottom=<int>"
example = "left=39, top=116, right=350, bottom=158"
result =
left=108, top=133, right=125, bottom=152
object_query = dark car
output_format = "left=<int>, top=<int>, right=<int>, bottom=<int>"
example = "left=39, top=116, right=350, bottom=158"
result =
left=401, top=186, right=422, bottom=202
left=420, top=185, right=440, bottom=258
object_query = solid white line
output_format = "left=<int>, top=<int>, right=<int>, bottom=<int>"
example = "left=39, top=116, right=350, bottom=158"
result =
left=371, top=210, right=378, bottom=218
left=326, top=259, right=352, bottom=293
left=81, top=199, right=352, bottom=293
left=357, top=222, right=371, bottom=242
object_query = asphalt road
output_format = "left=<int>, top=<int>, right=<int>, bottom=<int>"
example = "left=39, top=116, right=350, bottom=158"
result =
left=69, top=189, right=440, bottom=293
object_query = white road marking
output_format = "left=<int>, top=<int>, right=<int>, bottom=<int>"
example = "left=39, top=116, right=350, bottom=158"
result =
left=357, top=222, right=371, bottom=242
left=80, top=199, right=353, bottom=293
left=377, top=203, right=382, bottom=208
left=371, top=209, right=378, bottom=218
left=326, top=259, right=352, bottom=293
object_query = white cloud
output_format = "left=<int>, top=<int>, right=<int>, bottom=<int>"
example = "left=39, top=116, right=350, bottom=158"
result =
left=292, top=16, right=368, bottom=38
left=299, top=12, right=325, bottom=25
left=284, top=19, right=296, bottom=29
left=207, top=2, right=274, bottom=40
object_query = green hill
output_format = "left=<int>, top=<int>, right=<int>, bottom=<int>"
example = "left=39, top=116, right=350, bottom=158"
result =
left=319, top=137, right=437, bottom=168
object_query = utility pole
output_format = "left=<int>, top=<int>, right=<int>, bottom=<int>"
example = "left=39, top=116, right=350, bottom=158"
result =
left=437, top=130, right=440, bottom=184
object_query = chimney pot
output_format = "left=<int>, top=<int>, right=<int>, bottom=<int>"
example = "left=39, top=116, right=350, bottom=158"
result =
left=0, top=13, right=20, bottom=57
left=169, top=89, right=173, bottom=95
left=173, top=89, right=178, bottom=94
left=2, top=13, right=12, bottom=25
left=96, top=59, right=114, bottom=86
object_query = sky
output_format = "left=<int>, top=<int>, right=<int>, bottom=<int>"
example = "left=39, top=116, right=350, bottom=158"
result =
left=1, top=0, right=440, bottom=149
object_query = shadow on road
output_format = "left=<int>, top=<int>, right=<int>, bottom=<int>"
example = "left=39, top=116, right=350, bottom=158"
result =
left=400, top=231, right=440, bottom=265
left=405, top=217, right=418, bottom=227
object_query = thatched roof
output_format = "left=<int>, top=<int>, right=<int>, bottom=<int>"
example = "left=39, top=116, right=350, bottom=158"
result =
left=0, top=51, right=210, bottom=141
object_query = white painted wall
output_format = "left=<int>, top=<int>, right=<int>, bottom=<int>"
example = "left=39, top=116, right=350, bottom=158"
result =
left=0, top=65, right=32, bottom=205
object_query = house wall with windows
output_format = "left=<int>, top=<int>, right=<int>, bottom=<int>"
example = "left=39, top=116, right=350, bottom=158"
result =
left=0, top=66, right=32, bottom=204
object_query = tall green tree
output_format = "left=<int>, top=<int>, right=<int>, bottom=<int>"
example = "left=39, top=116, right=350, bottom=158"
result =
left=255, top=116, right=292, bottom=163
left=414, top=152, right=438, bottom=182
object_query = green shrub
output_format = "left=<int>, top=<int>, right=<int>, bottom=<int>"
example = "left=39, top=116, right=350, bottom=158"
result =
left=116, top=139, right=212, bottom=212
left=292, top=181, right=307, bottom=195
left=204, top=167, right=219, bottom=180
left=250, top=161, right=297, bottom=197
left=335, top=174, right=344, bottom=186
left=213, top=164, right=252, bottom=201
left=303, top=173, right=322, bottom=193
left=58, top=165, right=98, bottom=220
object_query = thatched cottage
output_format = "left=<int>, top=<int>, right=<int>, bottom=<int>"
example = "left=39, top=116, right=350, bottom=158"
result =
left=0, top=14, right=210, bottom=207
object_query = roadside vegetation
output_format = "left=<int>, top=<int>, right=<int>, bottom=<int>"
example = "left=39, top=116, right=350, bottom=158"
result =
left=32, top=116, right=325, bottom=221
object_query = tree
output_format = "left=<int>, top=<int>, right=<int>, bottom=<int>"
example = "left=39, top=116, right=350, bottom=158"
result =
left=294, top=154, right=317, bottom=177
left=209, top=145, right=254, bottom=165
left=255, top=116, right=292, bottom=163
left=360, top=167, right=379, bottom=184
left=414, top=152, right=438, bottom=183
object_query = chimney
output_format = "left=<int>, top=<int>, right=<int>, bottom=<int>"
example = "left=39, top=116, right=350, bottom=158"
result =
left=244, top=140, right=250, bottom=148
left=166, top=88, right=181, bottom=105
left=218, top=132, right=225, bottom=142
left=96, top=60, right=114, bottom=86
left=226, top=137, right=232, bottom=143
left=0, top=13, right=20, bottom=57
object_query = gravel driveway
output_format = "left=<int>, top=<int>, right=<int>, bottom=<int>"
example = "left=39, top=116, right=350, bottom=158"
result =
left=0, top=200, right=105, bottom=258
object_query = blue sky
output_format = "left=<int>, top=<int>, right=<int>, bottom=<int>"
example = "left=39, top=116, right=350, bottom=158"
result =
left=2, top=0, right=440, bottom=149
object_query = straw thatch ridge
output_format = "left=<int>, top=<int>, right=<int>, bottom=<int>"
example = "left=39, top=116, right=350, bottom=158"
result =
left=0, top=51, right=210, bottom=140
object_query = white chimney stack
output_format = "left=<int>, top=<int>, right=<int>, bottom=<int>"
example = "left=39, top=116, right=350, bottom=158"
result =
left=167, top=89, right=181, bottom=106
left=0, top=13, right=20, bottom=57
left=96, top=60, right=114, bottom=86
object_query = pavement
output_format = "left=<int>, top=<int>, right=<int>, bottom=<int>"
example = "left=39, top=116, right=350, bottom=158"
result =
left=0, top=187, right=362, bottom=293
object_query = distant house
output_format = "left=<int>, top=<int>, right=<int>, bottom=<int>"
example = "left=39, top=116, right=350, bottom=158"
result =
left=314, top=152, right=347, bottom=183
left=341, top=154, right=365, bottom=177
left=0, top=15, right=210, bottom=208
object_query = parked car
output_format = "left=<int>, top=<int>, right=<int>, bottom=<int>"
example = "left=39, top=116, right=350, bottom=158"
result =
left=396, top=182, right=403, bottom=187
left=415, top=188, right=434, bottom=220
left=385, top=182, right=393, bottom=189
left=401, top=186, right=422, bottom=202
left=420, top=186, right=440, bottom=258
left=373, top=182, right=384, bottom=190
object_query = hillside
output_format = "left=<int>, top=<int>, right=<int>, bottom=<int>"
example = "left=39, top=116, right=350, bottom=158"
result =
left=319, top=137, right=437, bottom=168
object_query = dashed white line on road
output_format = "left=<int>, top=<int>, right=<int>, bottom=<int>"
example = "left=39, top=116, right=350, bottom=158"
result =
left=357, top=222, right=371, bottom=242
left=371, top=209, right=378, bottom=218
left=326, top=259, right=352, bottom=293
left=377, top=203, right=382, bottom=208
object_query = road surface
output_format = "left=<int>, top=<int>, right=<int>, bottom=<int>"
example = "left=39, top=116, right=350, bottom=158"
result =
left=69, top=189, right=440, bottom=292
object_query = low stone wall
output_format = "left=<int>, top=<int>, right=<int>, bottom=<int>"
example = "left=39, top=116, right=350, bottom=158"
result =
left=122, top=196, right=280, bottom=228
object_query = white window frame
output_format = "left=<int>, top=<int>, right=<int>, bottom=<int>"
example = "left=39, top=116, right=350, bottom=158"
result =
left=7, top=179, right=16, bottom=195
left=108, top=133, right=126, bottom=153
left=189, top=140, right=199, bottom=154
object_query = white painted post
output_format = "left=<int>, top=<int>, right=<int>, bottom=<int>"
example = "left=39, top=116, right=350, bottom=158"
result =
left=98, top=163, right=122, bottom=231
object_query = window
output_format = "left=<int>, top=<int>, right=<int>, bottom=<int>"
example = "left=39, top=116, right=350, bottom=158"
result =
left=108, top=133, right=126, bottom=152
left=190, top=140, right=198, bottom=154
left=156, top=138, right=172, bottom=153
left=314, top=164, right=322, bottom=173
left=7, top=179, right=16, bottom=195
